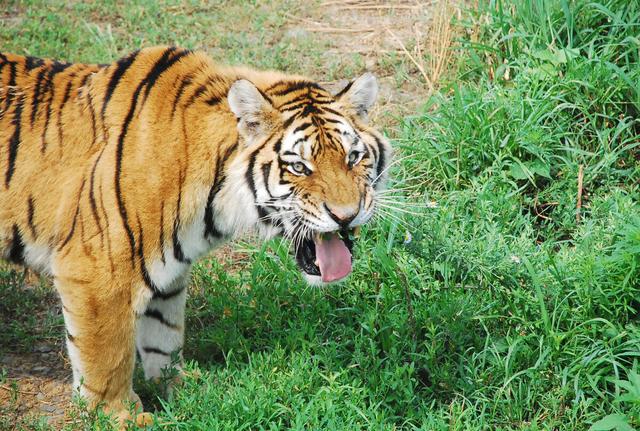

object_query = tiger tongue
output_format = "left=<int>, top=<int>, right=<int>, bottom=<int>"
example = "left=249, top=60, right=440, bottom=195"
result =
left=314, top=233, right=352, bottom=283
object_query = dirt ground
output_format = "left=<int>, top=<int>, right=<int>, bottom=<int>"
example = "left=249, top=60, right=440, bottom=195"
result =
left=0, top=1, right=455, bottom=428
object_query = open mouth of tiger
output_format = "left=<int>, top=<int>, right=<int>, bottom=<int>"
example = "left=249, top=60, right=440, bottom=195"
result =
left=294, top=227, right=359, bottom=283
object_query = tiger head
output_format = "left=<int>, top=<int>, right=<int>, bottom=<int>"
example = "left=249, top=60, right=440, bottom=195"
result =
left=227, top=73, right=391, bottom=285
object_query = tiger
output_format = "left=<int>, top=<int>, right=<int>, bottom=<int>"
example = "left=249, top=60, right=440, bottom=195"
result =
left=0, top=46, right=391, bottom=426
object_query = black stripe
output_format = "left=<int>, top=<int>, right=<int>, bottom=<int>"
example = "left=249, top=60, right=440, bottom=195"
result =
left=301, top=104, right=320, bottom=116
left=140, top=48, right=192, bottom=108
left=171, top=235, right=189, bottom=262
left=137, top=214, right=161, bottom=295
left=172, top=176, right=191, bottom=264
left=89, top=147, right=106, bottom=243
left=272, top=81, right=320, bottom=96
left=144, top=308, right=178, bottom=329
left=257, top=87, right=274, bottom=106
left=60, top=74, right=75, bottom=106
left=101, top=50, right=139, bottom=118
left=54, top=74, right=76, bottom=150
left=27, top=197, right=37, bottom=239
left=143, top=346, right=170, bottom=356
left=321, top=116, right=344, bottom=125
left=5, top=93, right=23, bottom=187
left=25, top=56, right=45, bottom=71
left=282, top=114, right=298, bottom=130
left=66, top=330, right=75, bottom=343
left=98, top=181, right=115, bottom=273
left=170, top=74, right=193, bottom=119
left=86, top=87, right=97, bottom=146
left=333, top=80, right=354, bottom=98
left=292, top=122, right=313, bottom=134
left=78, top=73, right=90, bottom=91
left=277, top=94, right=311, bottom=110
left=152, top=285, right=185, bottom=300
left=245, top=149, right=259, bottom=198
left=206, top=95, right=222, bottom=106
left=4, top=61, right=17, bottom=112
left=264, top=80, right=287, bottom=92
left=203, top=183, right=223, bottom=238
left=204, top=141, right=238, bottom=238
left=40, top=72, right=58, bottom=153
left=373, top=135, right=386, bottom=184
left=185, top=83, right=208, bottom=107
left=116, top=49, right=187, bottom=263
left=280, top=100, right=327, bottom=114
left=246, top=147, right=269, bottom=221
left=261, top=162, right=275, bottom=199
left=159, top=202, right=166, bottom=264
left=30, top=68, right=48, bottom=126
left=321, top=107, right=344, bottom=118
left=58, top=180, right=85, bottom=250
left=8, top=224, right=24, bottom=264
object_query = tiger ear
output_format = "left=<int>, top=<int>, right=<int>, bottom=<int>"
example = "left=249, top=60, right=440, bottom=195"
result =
left=334, top=72, right=378, bottom=122
left=227, top=79, right=278, bottom=143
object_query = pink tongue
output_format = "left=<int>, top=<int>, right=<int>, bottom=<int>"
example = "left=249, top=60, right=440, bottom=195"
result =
left=314, top=233, right=352, bottom=282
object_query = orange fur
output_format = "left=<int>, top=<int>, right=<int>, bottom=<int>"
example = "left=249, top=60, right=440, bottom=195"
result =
left=0, top=46, right=391, bottom=425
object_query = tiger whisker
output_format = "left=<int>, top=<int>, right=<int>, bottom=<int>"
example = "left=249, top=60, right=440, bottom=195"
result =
left=372, top=208, right=408, bottom=229
left=373, top=202, right=425, bottom=216
left=370, top=153, right=414, bottom=186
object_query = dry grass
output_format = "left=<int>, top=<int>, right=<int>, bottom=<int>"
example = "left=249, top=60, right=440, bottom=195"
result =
left=285, top=0, right=462, bottom=129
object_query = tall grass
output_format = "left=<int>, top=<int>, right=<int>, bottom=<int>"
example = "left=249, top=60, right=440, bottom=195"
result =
left=163, top=1, right=639, bottom=428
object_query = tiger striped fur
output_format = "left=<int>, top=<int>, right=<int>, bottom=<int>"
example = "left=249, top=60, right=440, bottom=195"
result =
left=0, top=46, right=391, bottom=425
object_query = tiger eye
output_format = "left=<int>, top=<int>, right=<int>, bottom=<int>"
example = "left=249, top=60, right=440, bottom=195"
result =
left=292, top=162, right=306, bottom=174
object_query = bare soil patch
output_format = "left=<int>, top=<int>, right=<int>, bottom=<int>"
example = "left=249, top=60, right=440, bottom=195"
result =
left=287, top=0, right=457, bottom=128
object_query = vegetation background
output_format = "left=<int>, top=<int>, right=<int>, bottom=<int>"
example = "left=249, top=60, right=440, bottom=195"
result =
left=1, top=0, right=639, bottom=430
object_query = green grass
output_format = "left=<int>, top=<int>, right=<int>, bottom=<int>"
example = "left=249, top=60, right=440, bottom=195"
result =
left=2, top=0, right=640, bottom=429
left=0, top=0, right=361, bottom=79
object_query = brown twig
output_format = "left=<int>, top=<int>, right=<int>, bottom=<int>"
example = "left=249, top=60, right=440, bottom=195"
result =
left=336, top=5, right=423, bottom=10
left=0, top=384, right=39, bottom=395
left=319, top=0, right=376, bottom=6
left=385, top=27, right=434, bottom=92
left=576, top=164, right=584, bottom=223
left=305, top=27, right=376, bottom=33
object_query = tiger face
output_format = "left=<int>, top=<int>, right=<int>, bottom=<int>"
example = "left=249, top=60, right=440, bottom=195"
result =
left=228, top=73, right=391, bottom=284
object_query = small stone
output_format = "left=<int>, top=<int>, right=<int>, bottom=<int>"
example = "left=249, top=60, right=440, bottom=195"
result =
left=365, top=57, right=376, bottom=70
left=285, top=27, right=308, bottom=39
left=34, top=344, right=54, bottom=353
left=40, top=404, right=56, bottom=413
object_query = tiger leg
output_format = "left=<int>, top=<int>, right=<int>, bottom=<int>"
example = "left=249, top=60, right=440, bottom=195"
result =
left=136, top=279, right=187, bottom=390
left=56, top=273, right=143, bottom=425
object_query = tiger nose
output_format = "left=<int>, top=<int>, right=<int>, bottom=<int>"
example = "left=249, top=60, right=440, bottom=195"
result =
left=324, top=203, right=358, bottom=229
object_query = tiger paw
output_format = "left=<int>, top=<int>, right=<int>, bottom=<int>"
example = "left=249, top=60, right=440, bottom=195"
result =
left=114, top=409, right=154, bottom=430
left=135, top=412, right=154, bottom=428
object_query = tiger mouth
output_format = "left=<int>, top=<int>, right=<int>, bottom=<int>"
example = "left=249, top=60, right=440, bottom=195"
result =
left=294, top=227, right=359, bottom=283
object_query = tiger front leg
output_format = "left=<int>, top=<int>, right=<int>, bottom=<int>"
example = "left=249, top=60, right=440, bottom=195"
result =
left=55, top=267, right=149, bottom=428
left=136, top=278, right=187, bottom=394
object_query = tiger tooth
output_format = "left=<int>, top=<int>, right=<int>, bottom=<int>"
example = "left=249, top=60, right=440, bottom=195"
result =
left=353, top=226, right=361, bottom=238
